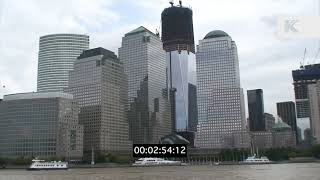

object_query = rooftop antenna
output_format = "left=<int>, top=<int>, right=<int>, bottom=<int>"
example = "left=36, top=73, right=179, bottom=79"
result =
left=169, top=0, right=174, bottom=6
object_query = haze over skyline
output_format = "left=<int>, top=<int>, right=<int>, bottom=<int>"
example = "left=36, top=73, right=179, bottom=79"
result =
left=1, top=0, right=320, bottom=126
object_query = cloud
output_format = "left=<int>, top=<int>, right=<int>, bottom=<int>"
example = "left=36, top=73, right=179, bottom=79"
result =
left=0, top=0, right=118, bottom=96
left=1, top=0, right=319, bottom=131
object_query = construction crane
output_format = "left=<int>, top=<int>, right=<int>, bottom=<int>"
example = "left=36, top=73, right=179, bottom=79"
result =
left=313, top=48, right=320, bottom=64
left=300, top=48, right=307, bottom=68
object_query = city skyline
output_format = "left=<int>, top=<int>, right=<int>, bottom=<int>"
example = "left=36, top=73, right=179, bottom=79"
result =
left=1, top=0, right=320, bottom=123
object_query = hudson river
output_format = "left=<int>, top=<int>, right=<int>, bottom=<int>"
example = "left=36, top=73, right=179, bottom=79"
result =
left=0, top=163, right=319, bottom=180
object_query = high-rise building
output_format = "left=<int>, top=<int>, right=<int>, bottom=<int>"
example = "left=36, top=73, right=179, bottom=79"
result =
left=276, top=101, right=298, bottom=142
left=161, top=1, right=195, bottom=131
left=292, top=64, right=320, bottom=118
left=37, top=34, right=89, bottom=92
left=119, top=26, right=171, bottom=144
left=0, top=92, right=83, bottom=159
left=247, top=89, right=265, bottom=131
left=308, top=81, right=320, bottom=144
left=264, top=113, right=276, bottom=131
left=188, top=83, right=198, bottom=132
left=64, top=47, right=130, bottom=153
left=195, top=30, right=247, bottom=149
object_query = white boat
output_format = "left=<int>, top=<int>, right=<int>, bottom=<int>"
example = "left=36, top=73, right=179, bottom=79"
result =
left=27, top=159, right=68, bottom=170
left=241, top=154, right=272, bottom=164
left=132, top=158, right=181, bottom=166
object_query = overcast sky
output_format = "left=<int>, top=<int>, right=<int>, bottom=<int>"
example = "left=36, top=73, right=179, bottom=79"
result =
left=0, top=0, right=319, bottom=128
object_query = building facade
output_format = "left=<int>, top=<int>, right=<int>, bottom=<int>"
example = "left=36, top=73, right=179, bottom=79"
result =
left=161, top=2, right=195, bottom=131
left=251, top=131, right=273, bottom=150
left=64, top=47, right=131, bottom=153
left=271, top=121, right=296, bottom=148
left=292, top=64, right=320, bottom=118
left=119, top=27, right=171, bottom=144
left=308, top=81, right=320, bottom=144
left=37, top=34, right=89, bottom=92
left=304, top=128, right=313, bottom=146
left=0, top=92, right=83, bottom=159
left=188, top=83, right=198, bottom=132
left=276, top=101, right=298, bottom=142
left=195, top=30, right=247, bottom=149
left=264, top=113, right=276, bottom=131
left=247, top=89, right=265, bottom=131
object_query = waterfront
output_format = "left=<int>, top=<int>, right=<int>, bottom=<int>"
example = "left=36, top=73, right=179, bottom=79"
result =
left=0, top=163, right=319, bottom=180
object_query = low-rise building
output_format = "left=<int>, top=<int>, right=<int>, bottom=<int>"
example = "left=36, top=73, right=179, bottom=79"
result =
left=271, top=121, right=296, bottom=148
left=264, top=113, right=275, bottom=131
left=0, top=92, right=83, bottom=159
left=251, top=131, right=273, bottom=149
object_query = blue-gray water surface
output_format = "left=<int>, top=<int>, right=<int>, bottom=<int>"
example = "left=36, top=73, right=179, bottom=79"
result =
left=0, top=163, right=319, bottom=180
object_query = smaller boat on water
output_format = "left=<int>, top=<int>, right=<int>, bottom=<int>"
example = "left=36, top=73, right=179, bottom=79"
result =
left=132, top=158, right=182, bottom=166
left=240, top=154, right=272, bottom=164
left=27, top=159, right=68, bottom=170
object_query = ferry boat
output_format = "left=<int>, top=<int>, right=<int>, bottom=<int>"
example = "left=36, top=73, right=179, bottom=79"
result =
left=132, top=158, right=182, bottom=166
left=27, top=159, right=68, bottom=170
left=240, top=154, right=272, bottom=164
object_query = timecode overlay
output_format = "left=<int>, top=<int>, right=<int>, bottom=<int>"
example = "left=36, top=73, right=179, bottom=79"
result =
left=132, top=144, right=188, bottom=158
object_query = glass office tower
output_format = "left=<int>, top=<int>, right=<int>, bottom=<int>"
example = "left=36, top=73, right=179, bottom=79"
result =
left=37, top=34, right=89, bottom=92
left=195, top=30, right=247, bottom=149
left=161, top=1, right=195, bottom=132
left=119, top=27, right=171, bottom=144
left=64, top=48, right=131, bottom=153
left=247, top=89, right=265, bottom=131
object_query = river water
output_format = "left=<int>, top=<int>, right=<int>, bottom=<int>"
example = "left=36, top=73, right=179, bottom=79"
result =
left=0, top=163, right=319, bottom=180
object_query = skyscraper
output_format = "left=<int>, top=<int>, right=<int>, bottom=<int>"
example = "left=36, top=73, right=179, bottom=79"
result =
left=0, top=92, right=83, bottom=159
left=64, top=47, right=130, bottom=153
left=37, top=34, right=89, bottom=92
left=119, top=27, right=171, bottom=144
left=188, top=83, right=198, bottom=132
left=308, top=81, right=320, bottom=144
left=276, top=101, right=298, bottom=143
left=247, top=89, right=265, bottom=131
left=161, top=1, right=195, bottom=132
left=195, top=30, right=247, bottom=149
left=292, top=64, right=320, bottom=118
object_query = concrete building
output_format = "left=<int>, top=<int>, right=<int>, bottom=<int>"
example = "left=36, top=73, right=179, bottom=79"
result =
left=264, top=113, right=275, bottom=131
left=251, top=131, right=273, bottom=150
left=297, top=126, right=302, bottom=143
left=249, top=121, right=296, bottom=150
left=119, top=27, right=171, bottom=144
left=308, top=81, right=320, bottom=144
left=37, top=34, right=89, bottom=92
left=64, top=47, right=131, bottom=153
left=0, top=92, right=83, bottom=159
left=188, top=83, right=198, bottom=132
left=247, top=89, right=265, bottom=131
left=161, top=2, right=195, bottom=131
left=195, top=30, right=247, bottom=149
left=276, top=101, right=298, bottom=143
left=271, top=121, right=296, bottom=148
left=304, top=128, right=313, bottom=146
